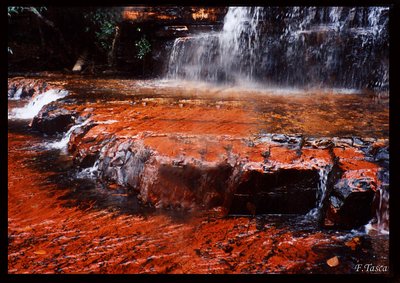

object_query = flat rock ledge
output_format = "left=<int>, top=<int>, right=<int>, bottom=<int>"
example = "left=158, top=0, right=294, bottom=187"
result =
left=27, top=86, right=389, bottom=230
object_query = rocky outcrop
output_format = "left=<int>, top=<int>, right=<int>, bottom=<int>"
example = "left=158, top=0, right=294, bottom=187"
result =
left=324, top=177, right=376, bottom=228
left=30, top=102, right=77, bottom=135
left=65, top=123, right=385, bottom=230
left=8, top=78, right=51, bottom=100
left=122, top=7, right=227, bottom=25
left=17, top=77, right=387, bottom=230
left=320, top=141, right=389, bottom=229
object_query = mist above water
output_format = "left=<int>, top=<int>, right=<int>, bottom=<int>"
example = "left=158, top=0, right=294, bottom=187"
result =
left=167, top=7, right=389, bottom=90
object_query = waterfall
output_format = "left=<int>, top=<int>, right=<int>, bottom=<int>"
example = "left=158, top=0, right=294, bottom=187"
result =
left=166, top=6, right=389, bottom=89
left=167, top=7, right=265, bottom=83
left=306, top=165, right=332, bottom=219
left=9, top=89, right=69, bottom=120
left=376, top=185, right=389, bottom=234
left=77, top=159, right=100, bottom=179
left=47, top=118, right=92, bottom=151
left=365, top=182, right=389, bottom=235
left=218, top=7, right=264, bottom=81
left=167, top=34, right=221, bottom=81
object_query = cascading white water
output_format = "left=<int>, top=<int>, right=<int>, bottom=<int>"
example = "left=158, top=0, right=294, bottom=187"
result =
left=46, top=119, right=118, bottom=152
left=9, top=89, right=69, bottom=120
left=167, top=7, right=264, bottom=83
left=376, top=185, right=389, bottom=234
left=47, top=118, right=92, bottom=151
left=306, top=165, right=332, bottom=219
left=9, top=88, right=23, bottom=101
left=167, top=6, right=389, bottom=89
left=365, top=184, right=389, bottom=235
left=218, top=7, right=264, bottom=81
left=77, top=159, right=100, bottom=179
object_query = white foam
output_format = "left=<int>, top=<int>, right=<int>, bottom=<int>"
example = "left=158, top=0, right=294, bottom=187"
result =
left=9, top=88, right=23, bottom=100
left=46, top=118, right=92, bottom=151
left=9, top=89, right=68, bottom=120
left=76, top=159, right=100, bottom=179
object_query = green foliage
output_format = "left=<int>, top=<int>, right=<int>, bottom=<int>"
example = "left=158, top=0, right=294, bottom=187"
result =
left=135, top=36, right=151, bottom=60
left=8, top=6, right=46, bottom=17
left=83, top=8, right=121, bottom=53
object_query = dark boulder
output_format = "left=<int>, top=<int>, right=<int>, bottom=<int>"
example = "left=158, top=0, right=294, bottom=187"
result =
left=323, top=177, right=376, bottom=229
left=229, top=169, right=319, bottom=215
left=30, top=102, right=77, bottom=135
left=68, top=121, right=101, bottom=167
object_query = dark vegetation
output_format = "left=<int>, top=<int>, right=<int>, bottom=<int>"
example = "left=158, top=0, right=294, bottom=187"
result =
left=8, top=7, right=151, bottom=75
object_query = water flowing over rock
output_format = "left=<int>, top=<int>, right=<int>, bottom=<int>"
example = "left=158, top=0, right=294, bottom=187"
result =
left=47, top=118, right=93, bottom=150
left=31, top=102, right=77, bottom=135
left=8, top=78, right=51, bottom=100
left=10, top=89, right=69, bottom=120
left=8, top=76, right=389, bottom=232
left=167, top=7, right=389, bottom=90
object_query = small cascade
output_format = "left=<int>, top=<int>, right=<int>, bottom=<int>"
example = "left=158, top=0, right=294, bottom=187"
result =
left=77, top=159, right=100, bottom=179
left=317, top=165, right=332, bottom=206
left=47, top=118, right=92, bottom=151
left=9, top=88, right=23, bottom=100
left=306, top=164, right=333, bottom=219
left=166, top=6, right=389, bottom=89
left=9, top=89, right=69, bottom=120
left=365, top=184, right=389, bottom=235
left=376, top=185, right=389, bottom=234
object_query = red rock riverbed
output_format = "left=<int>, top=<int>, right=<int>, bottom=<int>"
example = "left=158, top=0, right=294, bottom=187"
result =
left=8, top=75, right=389, bottom=274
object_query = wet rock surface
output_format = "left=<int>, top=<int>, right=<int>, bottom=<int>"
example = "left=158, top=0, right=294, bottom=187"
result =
left=229, top=169, right=319, bottom=215
left=325, top=178, right=376, bottom=228
left=61, top=111, right=385, bottom=230
left=8, top=77, right=59, bottom=100
left=7, top=123, right=390, bottom=273
left=8, top=76, right=389, bottom=273
left=30, top=102, right=77, bottom=135
left=8, top=76, right=388, bottom=230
